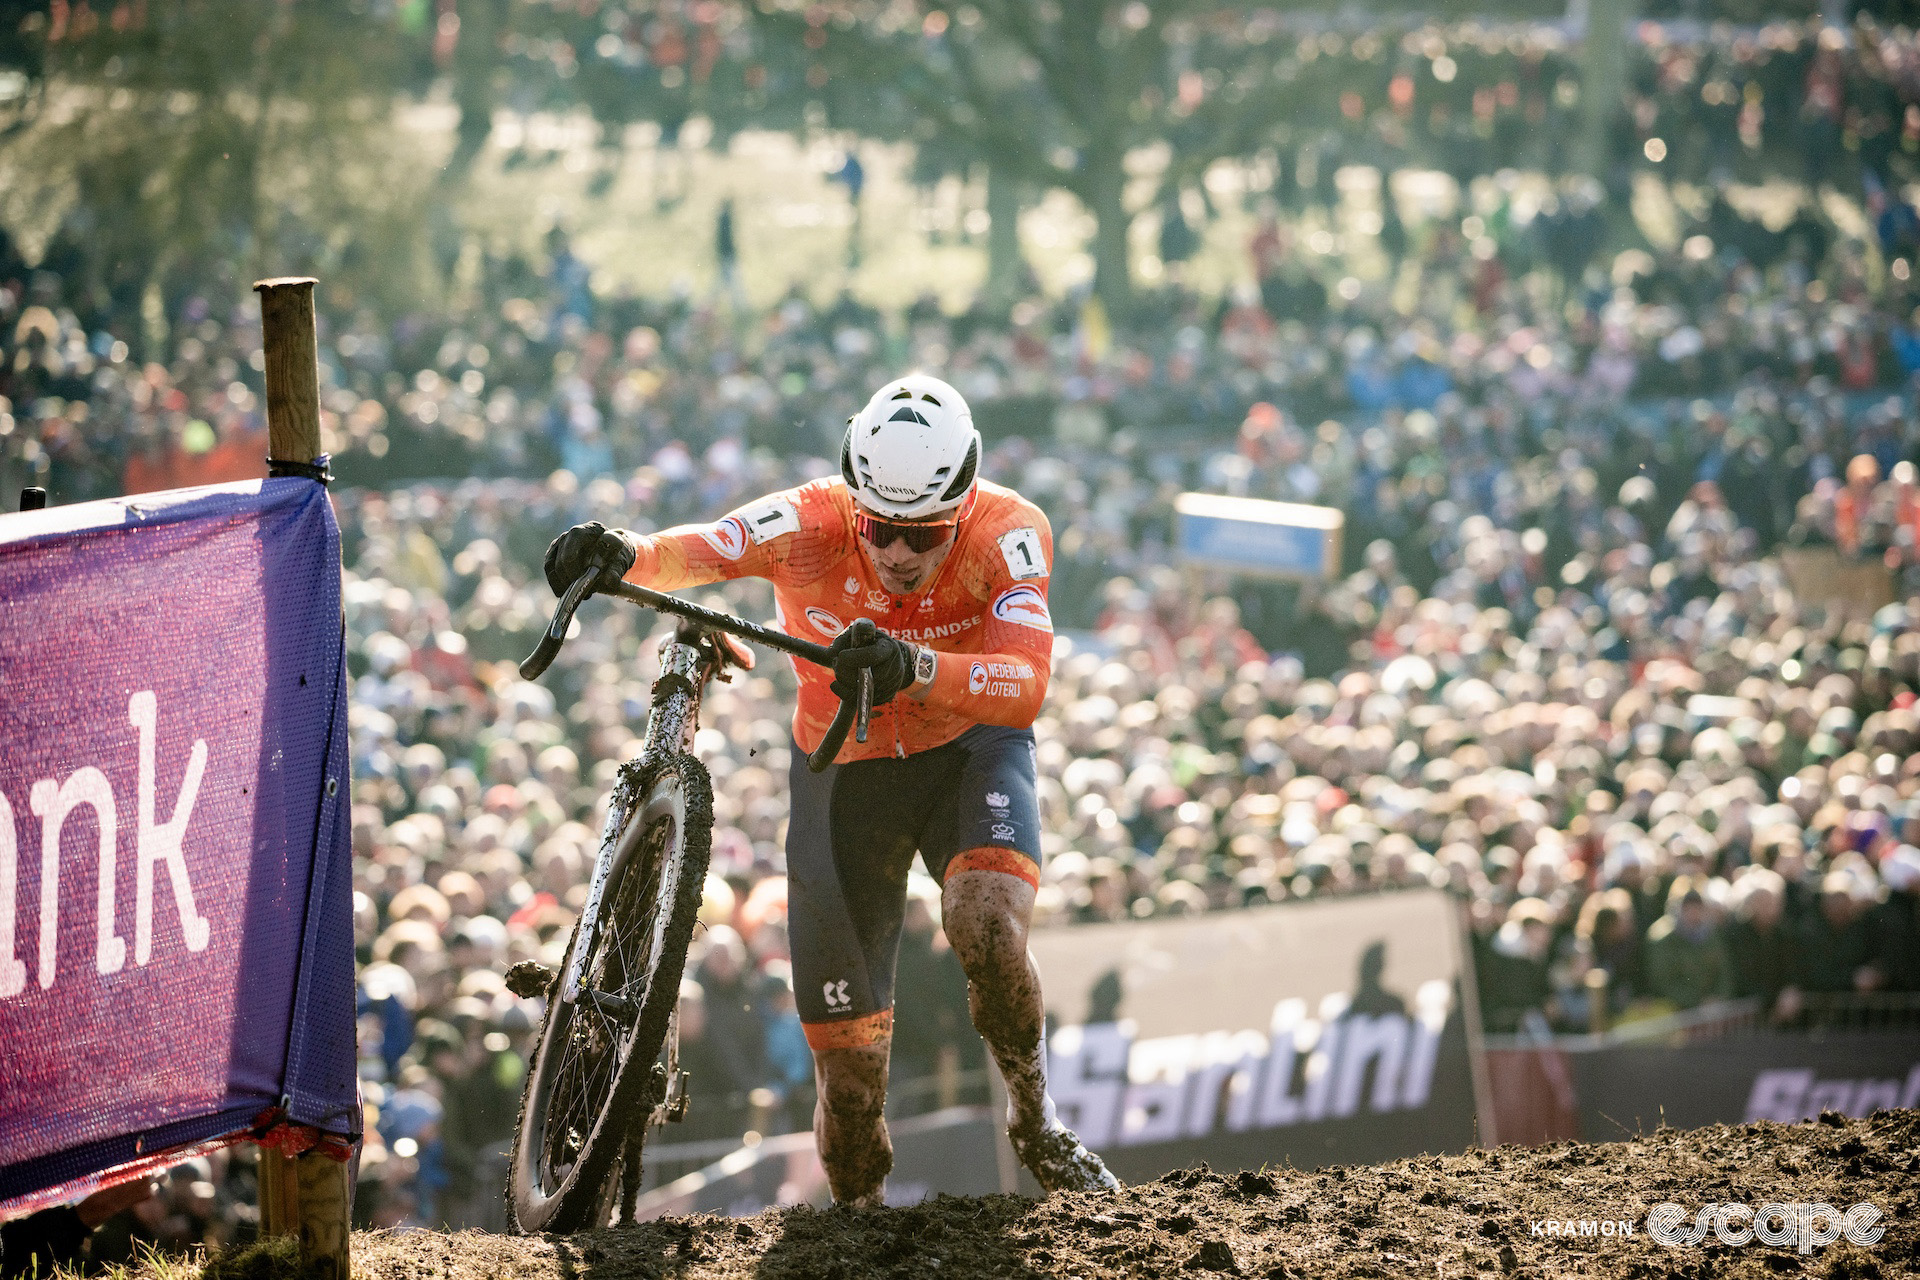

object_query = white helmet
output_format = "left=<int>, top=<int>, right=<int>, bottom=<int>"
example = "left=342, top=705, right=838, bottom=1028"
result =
left=840, top=373, right=981, bottom=520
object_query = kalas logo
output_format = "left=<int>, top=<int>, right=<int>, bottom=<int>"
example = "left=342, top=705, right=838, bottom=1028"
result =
left=698, top=516, right=749, bottom=561
left=968, top=662, right=988, bottom=695
left=805, top=607, right=844, bottom=636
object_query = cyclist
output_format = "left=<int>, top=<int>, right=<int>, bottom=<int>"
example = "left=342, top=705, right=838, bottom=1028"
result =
left=545, top=373, right=1119, bottom=1205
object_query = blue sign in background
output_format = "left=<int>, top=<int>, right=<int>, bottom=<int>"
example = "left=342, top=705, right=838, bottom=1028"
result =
left=1176, top=508, right=1336, bottom=578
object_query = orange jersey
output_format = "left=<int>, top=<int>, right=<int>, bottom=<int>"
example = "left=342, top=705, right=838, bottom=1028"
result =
left=621, top=477, right=1054, bottom=762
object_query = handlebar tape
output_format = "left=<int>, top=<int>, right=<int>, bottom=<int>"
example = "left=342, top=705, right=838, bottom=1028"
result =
left=807, top=618, right=876, bottom=772
left=520, top=567, right=600, bottom=680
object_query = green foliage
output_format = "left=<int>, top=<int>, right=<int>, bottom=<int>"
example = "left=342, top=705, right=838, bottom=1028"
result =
left=0, top=1, right=438, bottom=333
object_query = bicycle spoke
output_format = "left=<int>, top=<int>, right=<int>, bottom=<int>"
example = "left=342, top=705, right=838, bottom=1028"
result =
left=542, top=1002, right=620, bottom=1190
left=608, top=870, right=664, bottom=993
left=547, top=1040, right=594, bottom=1168
left=605, top=820, right=671, bottom=1000
left=533, top=823, right=666, bottom=1196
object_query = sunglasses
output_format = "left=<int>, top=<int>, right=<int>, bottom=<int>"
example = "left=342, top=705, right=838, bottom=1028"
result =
left=854, top=510, right=959, bottom=553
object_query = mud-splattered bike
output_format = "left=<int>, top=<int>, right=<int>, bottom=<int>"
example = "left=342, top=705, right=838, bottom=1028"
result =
left=503, top=563, right=872, bottom=1232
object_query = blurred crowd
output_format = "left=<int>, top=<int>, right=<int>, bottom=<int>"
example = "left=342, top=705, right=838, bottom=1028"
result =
left=14, top=18, right=1920, bottom=1245
left=15, top=75, right=1920, bottom=517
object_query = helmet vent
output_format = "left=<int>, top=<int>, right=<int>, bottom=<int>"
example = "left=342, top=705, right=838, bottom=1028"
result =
left=939, top=437, right=979, bottom=503
left=888, top=407, right=932, bottom=426
left=919, top=392, right=942, bottom=406
left=891, top=389, right=913, bottom=399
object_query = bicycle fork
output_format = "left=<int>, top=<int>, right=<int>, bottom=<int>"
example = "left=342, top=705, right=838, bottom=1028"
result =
left=561, top=635, right=703, bottom=1009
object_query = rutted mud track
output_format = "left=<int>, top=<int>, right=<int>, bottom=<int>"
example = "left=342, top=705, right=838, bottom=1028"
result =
left=217, top=1111, right=1919, bottom=1280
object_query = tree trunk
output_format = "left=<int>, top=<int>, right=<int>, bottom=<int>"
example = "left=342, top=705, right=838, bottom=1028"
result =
left=444, top=0, right=509, bottom=183
left=1576, top=0, right=1633, bottom=181
left=1082, top=148, right=1132, bottom=318
left=984, top=161, right=1024, bottom=308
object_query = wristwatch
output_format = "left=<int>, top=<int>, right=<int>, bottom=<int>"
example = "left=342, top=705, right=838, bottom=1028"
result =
left=910, top=644, right=937, bottom=692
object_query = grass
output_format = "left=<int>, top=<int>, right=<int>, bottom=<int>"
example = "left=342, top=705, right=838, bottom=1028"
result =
left=438, top=109, right=1876, bottom=322
left=50, top=1234, right=298, bottom=1280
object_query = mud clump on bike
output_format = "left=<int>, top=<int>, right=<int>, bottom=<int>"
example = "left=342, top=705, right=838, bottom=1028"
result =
left=206, top=1111, right=1920, bottom=1279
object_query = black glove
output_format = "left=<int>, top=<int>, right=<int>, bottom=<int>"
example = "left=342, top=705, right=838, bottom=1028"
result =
left=828, top=621, right=915, bottom=708
left=543, top=521, right=636, bottom=596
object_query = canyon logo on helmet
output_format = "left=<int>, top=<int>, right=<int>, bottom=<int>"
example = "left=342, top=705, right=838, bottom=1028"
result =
left=840, top=373, right=982, bottom=521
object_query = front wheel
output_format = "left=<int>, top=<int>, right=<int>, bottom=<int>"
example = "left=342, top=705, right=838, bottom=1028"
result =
left=506, top=752, right=713, bottom=1233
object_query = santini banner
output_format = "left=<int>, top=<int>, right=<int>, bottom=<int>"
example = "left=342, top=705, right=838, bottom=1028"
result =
left=1029, top=889, right=1488, bottom=1182
left=0, top=479, right=357, bottom=1213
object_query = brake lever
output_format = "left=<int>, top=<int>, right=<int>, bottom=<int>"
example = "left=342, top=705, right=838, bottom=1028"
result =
left=807, top=618, right=878, bottom=771
left=520, top=567, right=601, bottom=680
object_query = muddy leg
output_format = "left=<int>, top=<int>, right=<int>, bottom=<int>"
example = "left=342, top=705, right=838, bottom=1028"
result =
left=941, top=869, right=1050, bottom=1134
left=812, top=1042, right=893, bottom=1206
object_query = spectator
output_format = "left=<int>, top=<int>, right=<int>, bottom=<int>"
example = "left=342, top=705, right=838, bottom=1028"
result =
left=1, top=1179, right=158, bottom=1279
left=890, top=886, right=981, bottom=1102
left=1874, top=847, right=1920, bottom=991
left=1644, top=881, right=1733, bottom=1011
left=688, top=926, right=769, bottom=1134
left=1726, top=870, right=1804, bottom=1022
left=1477, top=899, right=1555, bottom=1034
left=1799, top=872, right=1887, bottom=994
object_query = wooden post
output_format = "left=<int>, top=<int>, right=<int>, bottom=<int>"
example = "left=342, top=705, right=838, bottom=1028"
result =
left=254, top=277, right=323, bottom=465
left=253, top=274, right=351, bottom=1280
left=1585, top=968, right=1611, bottom=1035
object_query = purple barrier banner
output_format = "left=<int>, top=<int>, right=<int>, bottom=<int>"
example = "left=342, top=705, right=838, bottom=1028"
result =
left=0, top=479, right=357, bottom=1213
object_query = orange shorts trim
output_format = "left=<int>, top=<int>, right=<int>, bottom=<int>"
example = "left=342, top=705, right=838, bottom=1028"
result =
left=942, top=846, right=1041, bottom=889
left=802, top=1008, right=894, bottom=1051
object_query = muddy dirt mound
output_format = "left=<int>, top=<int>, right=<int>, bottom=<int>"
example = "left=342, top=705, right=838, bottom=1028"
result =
left=211, top=1110, right=1917, bottom=1280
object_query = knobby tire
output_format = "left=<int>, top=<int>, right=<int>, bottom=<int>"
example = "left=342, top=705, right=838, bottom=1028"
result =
left=506, top=752, right=713, bottom=1233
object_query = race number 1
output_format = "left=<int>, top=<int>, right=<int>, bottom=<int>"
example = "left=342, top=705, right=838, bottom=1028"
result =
left=997, top=526, right=1046, bottom=580
left=737, top=496, right=801, bottom=545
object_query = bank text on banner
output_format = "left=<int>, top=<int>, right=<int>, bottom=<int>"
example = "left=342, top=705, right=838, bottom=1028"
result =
left=0, top=479, right=358, bottom=1214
